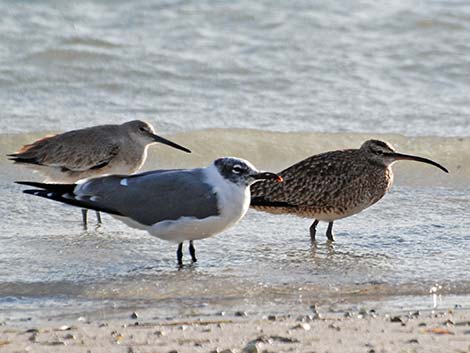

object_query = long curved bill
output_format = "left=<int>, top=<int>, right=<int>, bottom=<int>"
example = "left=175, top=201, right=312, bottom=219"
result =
left=253, top=172, right=284, bottom=183
left=390, top=153, right=448, bottom=173
left=153, top=134, right=191, bottom=153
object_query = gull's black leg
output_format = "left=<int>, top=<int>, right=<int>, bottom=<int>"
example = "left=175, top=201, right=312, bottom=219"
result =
left=81, top=209, right=88, bottom=230
left=177, top=243, right=183, bottom=267
left=326, top=221, right=335, bottom=241
left=95, top=211, right=102, bottom=225
left=309, top=219, right=319, bottom=241
left=189, top=241, right=197, bottom=263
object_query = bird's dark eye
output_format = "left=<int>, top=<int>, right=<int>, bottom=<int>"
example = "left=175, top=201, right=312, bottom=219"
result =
left=232, top=165, right=243, bottom=174
left=139, top=127, right=148, bottom=133
left=374, top=150, right=384, bottom=155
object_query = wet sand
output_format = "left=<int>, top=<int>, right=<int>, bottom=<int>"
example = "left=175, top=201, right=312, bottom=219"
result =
left=1, top=304, right=470, bottom=353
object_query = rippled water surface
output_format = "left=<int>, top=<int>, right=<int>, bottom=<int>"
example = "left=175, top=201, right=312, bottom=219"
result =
left=1, top=0, right=469, bottom=316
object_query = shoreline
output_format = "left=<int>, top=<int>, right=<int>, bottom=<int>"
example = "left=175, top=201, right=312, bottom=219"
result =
left=1, top=297, right=470, bottom=353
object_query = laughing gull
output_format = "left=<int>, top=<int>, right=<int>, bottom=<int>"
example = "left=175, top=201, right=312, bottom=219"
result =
left=17, top=157, right=283, bottom=266
left=8, top=120, right=191, bottom=228
left=251, top=139, right=448, bottom=241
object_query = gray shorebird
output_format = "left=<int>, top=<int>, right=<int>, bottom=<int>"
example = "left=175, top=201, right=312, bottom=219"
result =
left=16, top=157, right=282, bottom=266
left=250, top=139, right=448, bottom=241
left=8, top=120, right=191, bottom=227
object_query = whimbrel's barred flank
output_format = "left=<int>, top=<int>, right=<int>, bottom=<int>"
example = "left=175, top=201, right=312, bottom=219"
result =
left=16, top=157, right=282, bottom=266
left=8, top=120, right=191, bottom=227
left=250, top=139, right=448, bottom=241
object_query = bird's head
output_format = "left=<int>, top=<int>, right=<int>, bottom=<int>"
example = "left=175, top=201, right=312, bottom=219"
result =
left=124, top=120, right=191, bottom=153
left=360, top=139, right=448, bottom=173
left=214, top=157, right=283, bottom=187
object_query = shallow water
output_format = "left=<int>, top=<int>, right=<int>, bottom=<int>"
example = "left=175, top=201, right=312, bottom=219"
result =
left=2, top=130, right=470, bottom=317
left=1, top=0, right=470, bottom=317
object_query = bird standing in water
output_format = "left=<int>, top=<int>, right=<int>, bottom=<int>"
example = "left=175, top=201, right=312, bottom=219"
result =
left=250, top=139, right=448, bottom=241
left=8, top=120, right=191, bottom=228
left=17, top=157, right=282, bottom=266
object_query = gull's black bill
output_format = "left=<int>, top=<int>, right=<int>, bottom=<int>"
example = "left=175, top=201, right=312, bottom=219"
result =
left=253, top=172, right=283, bottom=183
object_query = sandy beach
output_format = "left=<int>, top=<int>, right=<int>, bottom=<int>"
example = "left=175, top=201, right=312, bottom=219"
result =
left=1, top=302, right=470, bottom=353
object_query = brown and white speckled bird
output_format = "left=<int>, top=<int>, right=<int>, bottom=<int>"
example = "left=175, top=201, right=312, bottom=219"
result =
left=8, top=120, right=191, bottom=227
left=250, top=139, right=448, bottom=241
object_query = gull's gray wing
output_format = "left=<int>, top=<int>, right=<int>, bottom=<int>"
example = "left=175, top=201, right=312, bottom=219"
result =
left=76, top=168, right=220, bottom=225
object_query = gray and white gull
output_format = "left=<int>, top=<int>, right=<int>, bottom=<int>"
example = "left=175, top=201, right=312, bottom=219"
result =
left=17, top=157, right=282, bottom=266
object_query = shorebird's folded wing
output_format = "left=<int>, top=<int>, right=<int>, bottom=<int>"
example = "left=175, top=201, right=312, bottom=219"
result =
left=8, top=131, right=121, bottom=172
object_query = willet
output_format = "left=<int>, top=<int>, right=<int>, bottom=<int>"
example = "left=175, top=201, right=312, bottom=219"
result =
left=251, top=139, right=448, bottom=241
left=17, top=157, right=283, bottom=266
left=8, top=120, right=191, bottom=227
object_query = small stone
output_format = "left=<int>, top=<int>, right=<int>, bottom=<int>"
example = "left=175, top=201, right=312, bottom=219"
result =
left=407, top=339, right=419, bottom=344
left=293, top=323, right=311, bottom=331
left=242, top=342, right=260, bottom=353
left=410, top=310, right=420, bottom=318
left=77, top=317, right=87, bottom=322
left=154, top=330, right=165, bottom=336
left=235, top=311, right=247, bottom=317
left=267, top=315, right=277, bottom=321
left=217, top=311, right=226, bottom=316
left=443, top=319, right=454, bottom=326
left=220, top=350, right=234, bottom=353
left=390, top=316, right=403, bottom=323
left=29, top=333, right=38, bottom=342
left=344, top=311, right=353, bottom=318
left=328, top=324, right=341, bottom=331
left=130, top=312, right=139, bottom=320
left=167, top=350, right=178, bottom=353
left=99, top=323, right=108, bottom=328
left=26, top=328, right=40, bottom=333
left=179, top=325, right=188, bottom=331
left=270, top=335, right=300, bottom=343
left=57, top=325, right=73, bottom=331
left=64, top=334, right=76, bottom=340
left=418, top=322, right=427, bottom=327
left=47, top=341, right=66, bottom=346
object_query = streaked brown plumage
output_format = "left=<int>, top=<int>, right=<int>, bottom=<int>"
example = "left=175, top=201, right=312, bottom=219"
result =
left=8, top=120, right=191, bottom=227
left=250, top=139, right=448, bottom=241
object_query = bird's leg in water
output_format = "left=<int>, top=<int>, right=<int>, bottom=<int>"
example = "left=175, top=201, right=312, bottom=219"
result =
left=95, top=211, right=102, bottom=224
left=177, top=243, right=183, bottom=266
left=189, top=241, right=197, bottom=262
left=326, top=222, right=335, bottom=241
left=309, top=219, right=319, bottom=241
left=81, top=209, right=88, bottom=230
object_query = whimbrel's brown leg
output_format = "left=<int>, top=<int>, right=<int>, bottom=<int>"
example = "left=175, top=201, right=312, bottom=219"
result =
left=326, top=222, right=335, bottom=241
left=189, top=241, right=197, bottom=262
left=309, top=220, right=320, bottom=241
left=177, top=243, right=183, bottom=266
left=81, top=209, right=88, bottom=230
left=95, top=211, right=102, bottom=224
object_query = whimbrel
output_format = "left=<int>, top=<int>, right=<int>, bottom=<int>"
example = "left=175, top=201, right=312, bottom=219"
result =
left=8, top=120, right=191, bottom=227
left=16, top=157, right=282, bottom=266
left=250, top=139, right=448, bottom=241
